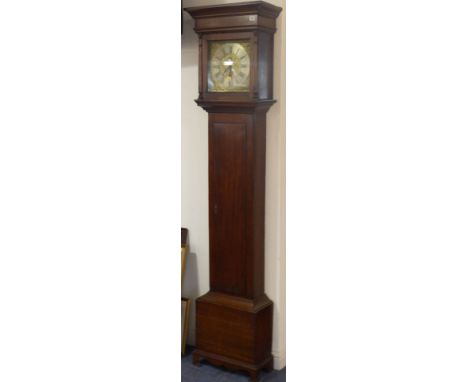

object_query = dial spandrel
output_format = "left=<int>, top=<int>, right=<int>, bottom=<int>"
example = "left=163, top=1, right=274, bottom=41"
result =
left=208, top=41, right=250, bottom=92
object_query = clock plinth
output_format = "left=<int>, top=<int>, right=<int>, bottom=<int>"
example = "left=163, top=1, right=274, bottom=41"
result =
left=185, top=2, right=281, bottom=380
left=193, top=292, right=273, bottom=381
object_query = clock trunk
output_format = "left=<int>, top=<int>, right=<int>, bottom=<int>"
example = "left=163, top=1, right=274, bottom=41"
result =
left=209, top=111, right=266, bottom=300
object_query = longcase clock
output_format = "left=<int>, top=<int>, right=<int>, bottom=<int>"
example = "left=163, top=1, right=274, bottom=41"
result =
left=184, top=2, right=282, bottom=381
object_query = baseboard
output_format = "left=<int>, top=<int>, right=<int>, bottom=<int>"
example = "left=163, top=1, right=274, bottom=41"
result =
left=272, top=350, right=286, bottom=370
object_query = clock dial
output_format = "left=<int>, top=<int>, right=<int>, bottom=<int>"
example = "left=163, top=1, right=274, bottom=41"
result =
left=208, top=41, right=250, bottom=92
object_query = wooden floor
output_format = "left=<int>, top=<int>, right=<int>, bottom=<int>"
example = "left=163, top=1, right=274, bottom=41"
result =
left=182, top=346, right=286, bottom=382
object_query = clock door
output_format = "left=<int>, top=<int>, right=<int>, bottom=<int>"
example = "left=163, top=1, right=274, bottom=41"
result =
left=200, top=32, right=255, bottom=102
left=208, top=40, right=251, bottom=93
left=208, top=113, right=248, bottom=297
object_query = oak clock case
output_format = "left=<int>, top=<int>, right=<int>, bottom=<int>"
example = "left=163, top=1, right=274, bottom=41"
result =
left=185, top=2, right=282, bottom=382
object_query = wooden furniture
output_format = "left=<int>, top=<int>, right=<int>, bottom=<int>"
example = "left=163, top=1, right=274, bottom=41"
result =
left=184, top=2, right=281, bottom=381
left=181, top=228, right=191, bottom=354
left=181, top=228, right=189, bottom=287
left=181, top=297, right=191, bottom=355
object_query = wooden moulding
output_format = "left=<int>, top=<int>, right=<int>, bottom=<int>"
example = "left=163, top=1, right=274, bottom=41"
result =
left=185, top=1, right=282, bottom=34
left=197, top=291, right=272, bottom=313
left=195, top=99, right=276, bottom=114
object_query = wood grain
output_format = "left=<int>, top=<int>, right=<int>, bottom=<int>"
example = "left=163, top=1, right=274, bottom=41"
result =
left=184, top=2, right=282, bottom=380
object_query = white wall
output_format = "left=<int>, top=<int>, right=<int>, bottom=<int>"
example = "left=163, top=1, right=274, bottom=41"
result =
left=181, top=2, right=210, bottom=358
left=181, top=0, right=286, bottom=370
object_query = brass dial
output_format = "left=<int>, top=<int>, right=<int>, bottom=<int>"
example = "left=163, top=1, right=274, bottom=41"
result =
left=208, top=41, right=250, bottom=92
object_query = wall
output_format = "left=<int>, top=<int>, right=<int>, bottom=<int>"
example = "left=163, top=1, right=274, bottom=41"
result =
left=181, top=0, right=286, bottom=369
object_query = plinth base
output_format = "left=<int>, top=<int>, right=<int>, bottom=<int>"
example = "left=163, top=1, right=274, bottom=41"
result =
left=192, top=291, right=273, bottom=382
left=192, top=349, right=273, bottom=382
